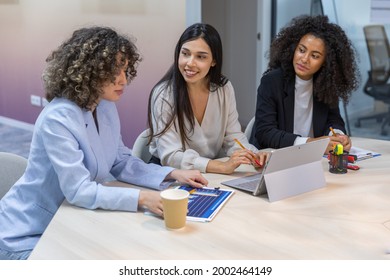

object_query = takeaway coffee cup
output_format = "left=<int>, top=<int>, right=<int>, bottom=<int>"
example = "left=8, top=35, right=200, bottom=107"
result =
left=160, top=189, right=189, bottom=230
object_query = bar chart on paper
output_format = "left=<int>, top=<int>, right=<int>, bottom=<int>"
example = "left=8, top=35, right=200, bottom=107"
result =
left=178, top=186, right=234, bottom=222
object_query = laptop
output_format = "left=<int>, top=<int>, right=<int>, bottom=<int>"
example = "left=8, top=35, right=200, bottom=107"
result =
left=221, top=138, right=329, bottom=202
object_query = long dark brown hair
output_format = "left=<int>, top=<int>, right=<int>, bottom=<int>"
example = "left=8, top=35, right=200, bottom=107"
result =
left=147, top=23, right=228, bottom=147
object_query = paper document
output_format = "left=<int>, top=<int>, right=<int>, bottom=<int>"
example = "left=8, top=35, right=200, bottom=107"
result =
left=177, top=185, right=234, bottom=222
left=349, top=146, right=381, bottom=161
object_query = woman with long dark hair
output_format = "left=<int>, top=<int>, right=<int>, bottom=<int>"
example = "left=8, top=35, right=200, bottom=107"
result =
left=148, top=23, right=267, bottom=174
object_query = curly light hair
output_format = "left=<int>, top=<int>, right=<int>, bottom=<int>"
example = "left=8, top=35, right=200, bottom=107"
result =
left=267, top=15, right=360, bottom=106
left=43, top=26, right=141, bottom=110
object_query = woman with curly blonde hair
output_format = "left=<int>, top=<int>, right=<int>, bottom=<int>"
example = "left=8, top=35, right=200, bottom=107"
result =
left=249, top=15, right=360, bottom=154
left=0, top=26, right=207, bottom=260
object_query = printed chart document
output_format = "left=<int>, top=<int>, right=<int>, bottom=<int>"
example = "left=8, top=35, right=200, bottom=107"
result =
left=349, top=146, right=381, bottom=161
left=177, top=185, right=234, bottom=222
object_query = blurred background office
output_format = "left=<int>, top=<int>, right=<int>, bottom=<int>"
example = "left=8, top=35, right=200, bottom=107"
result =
left=1, top=0, right=389, bottom=159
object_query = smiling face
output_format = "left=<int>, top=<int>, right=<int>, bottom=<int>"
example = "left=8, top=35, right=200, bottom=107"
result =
left=293, top=34, right=326, bottom=80
left=178, top=37, right=216, bottom=87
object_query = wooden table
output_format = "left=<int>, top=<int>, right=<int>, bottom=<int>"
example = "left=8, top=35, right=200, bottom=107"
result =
left=29, top=138, right=390, bottom=259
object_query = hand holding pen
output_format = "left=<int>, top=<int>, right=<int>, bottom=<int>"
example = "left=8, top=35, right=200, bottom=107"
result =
left=233, top=138, right=267, bottom=168
left=329, top=127, right=352, bottom=152
left=329, top=127, right=359, bottom=170
left=206, top=138, right=267, bottom=174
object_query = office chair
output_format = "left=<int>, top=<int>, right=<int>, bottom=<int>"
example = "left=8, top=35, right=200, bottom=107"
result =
left=244, top=117, right=255, bottom=140
left=132, top=129, right=152, bottom=163
left=355, top=25, right=390, bottom=136
left=0, top=152, right=27, bottom=200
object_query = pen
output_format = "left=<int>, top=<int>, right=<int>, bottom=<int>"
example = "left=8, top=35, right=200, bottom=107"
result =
left=233, top=138, right=262, bottom=166
left=329, top=126, right=336, bottom=136
left=356, top=153, right=373, bottom=161
left=330, top=127, right=345, bottom=158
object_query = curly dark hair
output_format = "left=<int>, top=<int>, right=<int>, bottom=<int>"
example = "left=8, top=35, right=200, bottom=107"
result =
left=267, top=15, right=360, bottom=106
left=43, top=26, right=141, bottom=110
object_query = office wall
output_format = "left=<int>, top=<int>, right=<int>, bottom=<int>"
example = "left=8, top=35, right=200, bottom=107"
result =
left=201, top=0, right=272, bottom=126
left=0, top=0, right=185, bottom=147
left=2, top=0, right=388, bottom=146
left=202, top=0, right=259, bottom=126
left=275, top=0, right=311, bottom=31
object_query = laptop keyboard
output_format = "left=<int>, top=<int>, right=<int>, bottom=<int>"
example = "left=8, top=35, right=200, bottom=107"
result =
left=235, top=179, right=260, bottom=191
left=221, top=173, right=263, bottom=193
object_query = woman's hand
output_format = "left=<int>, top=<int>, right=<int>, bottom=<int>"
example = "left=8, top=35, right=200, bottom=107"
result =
left=253, top=151, right=269, bottom=168
left=138, top=190, right=163, bottom=216
left=139, top=169, right=208, bottom=216
left=308, top=135, right=352, bottom=155
left=336, top=134, right=352, bottom=152
left=166, top=169, right=208, bottom=188
left=206, top=149, right=261, bottom=174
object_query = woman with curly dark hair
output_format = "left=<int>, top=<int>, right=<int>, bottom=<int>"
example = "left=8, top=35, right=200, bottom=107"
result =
left=249, top=15, right=360, bottom=154
left=0, top=26, right=207, bottom=260
left=147, top=23, right=268, bottom=174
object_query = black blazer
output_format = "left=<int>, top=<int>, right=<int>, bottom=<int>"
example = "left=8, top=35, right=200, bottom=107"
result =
left=249, top=68, right=346, bottom=149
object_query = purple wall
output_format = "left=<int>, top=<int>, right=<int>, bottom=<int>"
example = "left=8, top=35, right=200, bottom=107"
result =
left=0, top=0, right=185, bottom=147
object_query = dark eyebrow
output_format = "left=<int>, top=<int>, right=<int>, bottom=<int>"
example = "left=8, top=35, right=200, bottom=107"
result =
left=298, top=44, right=323, bottom=56
left=181, top=47, right=210, bottom=56
left=311, top=50, right=324, bottom=56
left=298, top=44, right=307, bottom=50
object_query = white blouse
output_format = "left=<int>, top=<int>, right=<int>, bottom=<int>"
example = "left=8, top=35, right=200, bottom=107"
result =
left=149, top=81, right=258, bottom=172
left=293, top=75, right=314, bottom=145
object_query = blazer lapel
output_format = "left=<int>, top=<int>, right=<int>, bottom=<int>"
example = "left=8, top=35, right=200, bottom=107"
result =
left=283, top=78, right=295, bottom=133
left=83, top=110, right=109, bottom=181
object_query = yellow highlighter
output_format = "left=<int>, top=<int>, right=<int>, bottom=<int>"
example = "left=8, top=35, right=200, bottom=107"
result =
left=334, top=143, right=344, bottom=155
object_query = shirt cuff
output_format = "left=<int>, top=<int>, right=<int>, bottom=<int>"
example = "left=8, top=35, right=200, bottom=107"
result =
left=328, top=129, right=345, bottom=136
left=194, top=157, right=210, bottom=173
left=294, top=136, right=309, bottom=146
left=160, top=180, right=176, bottom=190
left=131, top=188, right=141, bottom=212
